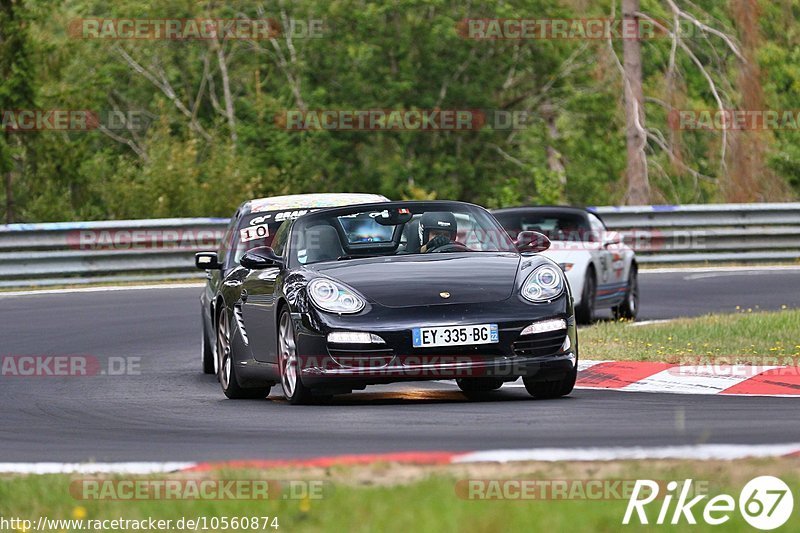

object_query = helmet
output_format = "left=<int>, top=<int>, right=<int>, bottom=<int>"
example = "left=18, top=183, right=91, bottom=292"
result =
left=418, top=211, right=457, bottom=245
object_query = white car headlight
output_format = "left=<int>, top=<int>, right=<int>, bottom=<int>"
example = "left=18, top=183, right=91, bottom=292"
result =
left=308, top=278, right=366, bottom=314
left=521, top=264, right=565, bottom=303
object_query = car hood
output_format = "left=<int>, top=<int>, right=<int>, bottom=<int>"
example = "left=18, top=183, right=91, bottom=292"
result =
left=540, top=247, right=590, bottom=264
left=308, top=253, right=521, bottom=307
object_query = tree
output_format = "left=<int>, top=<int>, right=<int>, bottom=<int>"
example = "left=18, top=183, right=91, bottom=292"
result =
left=1, top=0, right=797, bottom=222
left=621, top=0, right=649, bottom=204
left=0, top=0, right=36, bottom=223
left=610, top=0, right=790, bottom=204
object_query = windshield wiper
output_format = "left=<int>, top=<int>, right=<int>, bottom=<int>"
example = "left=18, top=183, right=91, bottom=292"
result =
left=337, top=254, right=383, bottom=261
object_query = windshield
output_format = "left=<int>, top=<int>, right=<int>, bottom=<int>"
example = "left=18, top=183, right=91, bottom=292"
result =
left=289, top=203, right=516, bottom=265
left=232, top=209, right=315, bottom=265
left=494, top=211, right=592, bottom=242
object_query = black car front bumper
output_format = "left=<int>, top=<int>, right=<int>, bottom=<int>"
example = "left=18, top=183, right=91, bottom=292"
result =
left=291, top=296, right=578, bottom=390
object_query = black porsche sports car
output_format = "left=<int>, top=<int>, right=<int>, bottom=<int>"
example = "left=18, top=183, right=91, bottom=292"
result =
left=196, top=200, right=578, bottom=404
left=196, top=193, right=389, bottom=375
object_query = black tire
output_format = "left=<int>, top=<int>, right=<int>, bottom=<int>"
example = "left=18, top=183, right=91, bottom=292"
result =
left=575, top=269, right=596, bottom=325
left=613, top=267, right=639, bottom=321
left=456, top=377, right=504, bottom=394
left=278, top=309, right=313, bottom=405
left=523, top=365, right=577, bottom=399
left=217, top=308, right=270, bottom=399
left=202, top=318, right=215, bottom=375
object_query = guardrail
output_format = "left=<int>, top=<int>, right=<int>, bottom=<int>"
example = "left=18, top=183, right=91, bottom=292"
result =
left=0, top=203, right=798, bottom=287
left=0, top=218, right=227, bottom=287
left=593, top=203, right=800, bottom=264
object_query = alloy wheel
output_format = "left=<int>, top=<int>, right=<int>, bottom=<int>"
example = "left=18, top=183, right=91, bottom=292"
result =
left=279, top=313, right=298, bottom=399
left=217, top=311, right=232, bottom=390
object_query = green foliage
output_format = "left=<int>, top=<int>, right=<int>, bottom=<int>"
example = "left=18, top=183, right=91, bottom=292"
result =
left=0, top=0, right=798, bottom=222
left=0, top=0, right=37, bottom=222
left=2, top=460, right=800, bottom=532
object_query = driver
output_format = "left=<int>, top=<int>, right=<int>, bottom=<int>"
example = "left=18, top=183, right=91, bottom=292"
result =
left=419, top=211, right=458, bottom=252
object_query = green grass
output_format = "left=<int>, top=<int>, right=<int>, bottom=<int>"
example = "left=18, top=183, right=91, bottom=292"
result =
left=581, top=309, right=800, bottom=362
left=2, top=459, right=799, bottom=532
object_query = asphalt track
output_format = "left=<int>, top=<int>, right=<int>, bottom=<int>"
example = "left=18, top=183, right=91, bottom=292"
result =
left=1, top=268, right=799, bottom=462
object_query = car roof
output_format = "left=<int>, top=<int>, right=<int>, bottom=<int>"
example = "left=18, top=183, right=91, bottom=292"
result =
left=491, top=205, right=595, bottom=218
left=242, top=193, right=389, bottom=215
left=292, top=199, right=486, bottom=219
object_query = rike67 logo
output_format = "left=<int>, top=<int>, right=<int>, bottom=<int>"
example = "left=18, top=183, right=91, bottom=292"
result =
left=623, top=476, right=794, bottom=530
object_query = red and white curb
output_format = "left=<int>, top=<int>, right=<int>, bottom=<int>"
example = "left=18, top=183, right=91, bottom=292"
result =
left=567, top=360, right=800, bottom=396
left=3, top=443, right=800, bottom=474
left=439, top=359, right=800, bottom=397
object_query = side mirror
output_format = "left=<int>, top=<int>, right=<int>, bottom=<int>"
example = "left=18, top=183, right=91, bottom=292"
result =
left=240, top=246, right=283, bottom=270
left=195, top=251, right=222, bottom=270
left=516, top=231, right=551, bottom=253
left=602, top=232, right=621, bottom=248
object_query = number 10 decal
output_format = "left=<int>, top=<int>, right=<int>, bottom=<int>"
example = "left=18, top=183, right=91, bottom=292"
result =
left=240, top=223, right=270, bottom=243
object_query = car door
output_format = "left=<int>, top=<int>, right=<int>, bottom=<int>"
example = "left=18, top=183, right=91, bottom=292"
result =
left=238, top=219, right=291, bottom=364
left=588, top=212, right=613, bottom=287
left=207, top=212, right=240, bottom=311
left=589, top=212, right=627, bottom=305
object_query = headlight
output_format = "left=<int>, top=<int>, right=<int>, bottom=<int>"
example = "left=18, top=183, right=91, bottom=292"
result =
left=521, top=264, right=565, bottom=303
left=327, top=332, right=385, bottom=344
left=308, top=278, right=366, bottom=314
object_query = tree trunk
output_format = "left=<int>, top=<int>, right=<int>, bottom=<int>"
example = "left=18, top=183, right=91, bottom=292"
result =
left=622, top=0, right=650, bottom=204
left=542, top=101, right=567, bottom=202
left=727, top=0, right=789, bottom=201
left=4, top=132, right=13, bottom=224
left=4, top=171, right=12, bottom=224
left=216, top=44, right=237, bottom=144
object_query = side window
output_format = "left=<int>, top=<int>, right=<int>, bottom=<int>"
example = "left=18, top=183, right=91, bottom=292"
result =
left=493, top=214, right=521, bottom=239
left=219, top=212, right=240, bottom=267
left=270, top=220, right=291, bottom=257
left=587, top=213, right=606, bottom=243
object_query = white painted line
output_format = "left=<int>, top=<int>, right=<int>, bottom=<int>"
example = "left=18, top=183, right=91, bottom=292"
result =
left=683, top=271, right=800, bottom=281
left=0, top=283, right=204, bottom=298
left=577, top=360, right=609, bottom=371
left=4, top=442, right=800, bottom=474
left=567, top=386, right=800, bottom=398
left=453, top=443, right=800, bottom=463
left=0, top=462, right=196, bottom=474
left=621, top=365, right=780, bottom=395
left=641, top=265, right=800, bottom=275
left=627, top=319, right=674, bottom=327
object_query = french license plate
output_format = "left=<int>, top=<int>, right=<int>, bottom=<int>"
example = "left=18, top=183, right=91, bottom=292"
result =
left=412, top=324, right=499, bottom=348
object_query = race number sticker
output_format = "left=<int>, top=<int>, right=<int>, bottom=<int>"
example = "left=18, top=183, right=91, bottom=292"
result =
left=612, top=252, right=625, bottom=279
left=240, top=223, right=270, bottom=243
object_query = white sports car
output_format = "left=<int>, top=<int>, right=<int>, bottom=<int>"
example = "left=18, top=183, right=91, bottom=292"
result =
left=492, top=206, right=638, bottom=323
